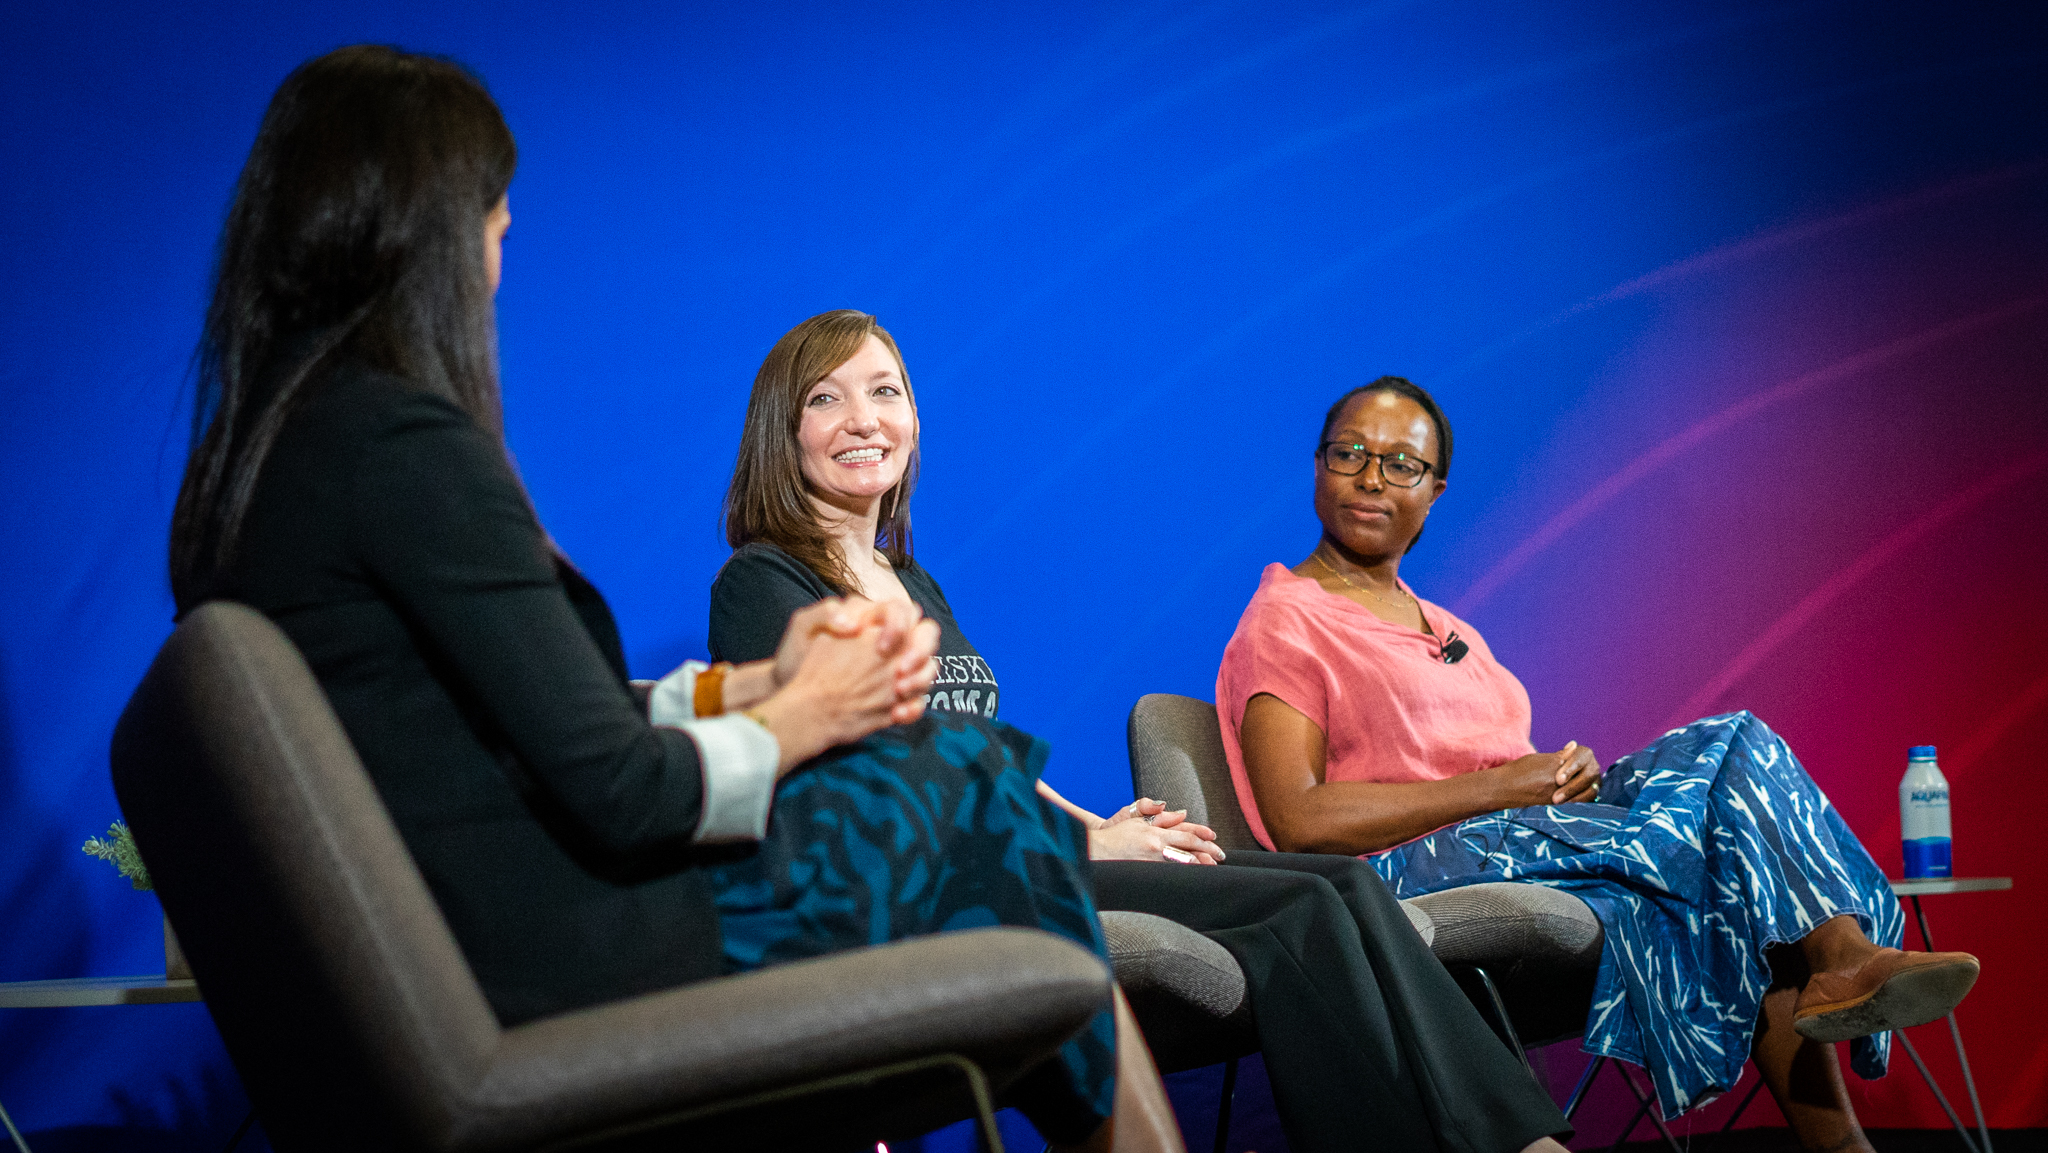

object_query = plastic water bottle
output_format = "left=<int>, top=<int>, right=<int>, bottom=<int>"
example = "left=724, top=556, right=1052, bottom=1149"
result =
left=1899, top=745, right=1952, bottom=878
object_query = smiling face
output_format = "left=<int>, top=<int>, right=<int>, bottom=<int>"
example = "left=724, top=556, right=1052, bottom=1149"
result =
left=1314, top=391, right=1447, bottom=561
left=797, top=334, right=917, bottom=515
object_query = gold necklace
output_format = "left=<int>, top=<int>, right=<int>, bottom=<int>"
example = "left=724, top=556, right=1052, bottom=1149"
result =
left=1313, top=546, right=1414, bottom=613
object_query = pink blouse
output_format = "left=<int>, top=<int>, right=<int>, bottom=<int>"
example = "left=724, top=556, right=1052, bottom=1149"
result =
left=1215, top=563, right=1536, bottom=850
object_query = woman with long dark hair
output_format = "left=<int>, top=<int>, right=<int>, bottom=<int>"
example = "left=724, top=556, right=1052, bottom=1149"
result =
left=171, top=46, right=1178, bottom=1153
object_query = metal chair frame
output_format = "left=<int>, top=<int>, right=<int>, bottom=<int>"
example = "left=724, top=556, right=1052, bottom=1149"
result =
left=1455, top=955, right=1764, bottom=1153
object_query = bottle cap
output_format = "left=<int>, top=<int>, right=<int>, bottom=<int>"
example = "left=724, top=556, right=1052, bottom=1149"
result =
left=1909, top=745, right=1938, bottom=760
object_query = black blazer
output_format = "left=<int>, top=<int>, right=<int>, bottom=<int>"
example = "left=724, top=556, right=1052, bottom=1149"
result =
left=190, top=364, right=726, bottom=1024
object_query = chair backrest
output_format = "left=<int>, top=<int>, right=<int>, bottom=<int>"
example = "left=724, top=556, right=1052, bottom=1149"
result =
left=1125, top=694, right=1264, bottom=853
left=111, top=603, right=499, bottom=1151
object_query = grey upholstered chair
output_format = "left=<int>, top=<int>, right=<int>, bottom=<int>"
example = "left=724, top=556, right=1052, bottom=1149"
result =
left=1122, top=693, right=1500, bottom=966
left=1094, top=911, right=1255, bottom=1153
left=1097, top=913, right=1251, bottom=1074
left=110, top=602, right=1112, bottom=1153
left=1124, top=693, right=1701, bottom=1149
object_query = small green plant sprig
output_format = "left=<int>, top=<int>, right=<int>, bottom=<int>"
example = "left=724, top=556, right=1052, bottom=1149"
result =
left=82, top=821, right=153, bottom=891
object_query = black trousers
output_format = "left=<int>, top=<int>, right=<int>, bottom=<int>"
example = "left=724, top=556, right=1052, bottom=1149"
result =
left=1093, top=853, right=1570, bottom=1153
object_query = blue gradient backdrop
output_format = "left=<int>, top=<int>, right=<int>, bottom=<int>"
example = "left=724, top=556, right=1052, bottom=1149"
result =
left=3, top=2, right=2044, bottom=1148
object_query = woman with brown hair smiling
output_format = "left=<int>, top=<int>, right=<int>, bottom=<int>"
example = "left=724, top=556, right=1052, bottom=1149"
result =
left=168, top=47, right=1177, bottom=1153
left=1218, top=375, right=1984, bottom=1151
left=709, top=310, right=1577, bottom=1153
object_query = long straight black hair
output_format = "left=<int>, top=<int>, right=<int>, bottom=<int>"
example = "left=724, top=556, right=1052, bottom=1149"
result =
left=169, top=44, right=517, bottom=606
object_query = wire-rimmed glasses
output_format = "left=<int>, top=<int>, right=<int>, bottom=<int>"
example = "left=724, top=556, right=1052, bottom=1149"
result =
left=1317, top=442, right=1436, bottom=487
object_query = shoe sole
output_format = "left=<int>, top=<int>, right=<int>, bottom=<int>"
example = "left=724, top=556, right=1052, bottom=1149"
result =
left=1793, top=957, right=1981, bottom=1043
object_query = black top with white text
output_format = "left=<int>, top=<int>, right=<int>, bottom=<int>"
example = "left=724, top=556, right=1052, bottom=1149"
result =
left=708, top=541, right=999, bottom=720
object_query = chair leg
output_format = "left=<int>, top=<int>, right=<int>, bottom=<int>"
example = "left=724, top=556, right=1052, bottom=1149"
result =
left=1605, top=1094, right=1654, bottom=1153
left=1913, top=897, right=1994, bottom=1153
left=1212, top=1057, right=1239, bottom=1153
left=1895, top=1029, right=1983, bottom=1153
left=1563, top=1054, right=1606, bottom=1120
left=221, top=1111, right=255, bottom=1153
left=957, top=1061, right=1004, bottom=1153
left=1714, top=1073, right=1766, bottom=1140
left=0, top=1097, right=30, bottom=1153
left=1451, top=965, right=1533, bottom=1075
left=1611, top=1062, right=1683, bottom=1153
left=1573, top=1053, right=1769, bottom=1152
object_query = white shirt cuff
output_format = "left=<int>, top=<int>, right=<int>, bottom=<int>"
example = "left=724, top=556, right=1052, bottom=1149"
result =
left=672, top=714, right=780, bottom=843
left=648, top=660, right=708, bottom=727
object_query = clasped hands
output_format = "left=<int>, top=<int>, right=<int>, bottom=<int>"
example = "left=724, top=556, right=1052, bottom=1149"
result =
left=737, top=597, right=942, bottom=775
left=1092, top=797, right=1228, bottom=865
left=1035, top=782, right=1227, bottom=865
left=1492, top=740, right=1603, bottom=807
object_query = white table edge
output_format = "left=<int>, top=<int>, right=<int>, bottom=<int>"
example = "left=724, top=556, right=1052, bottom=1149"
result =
left=1887, top=877, right=2013, bottom=896
left=0, top=976, right=201, bottom=1007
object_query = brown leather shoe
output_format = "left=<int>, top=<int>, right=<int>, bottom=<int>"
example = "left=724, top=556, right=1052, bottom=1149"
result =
left=1793, top=947, right=1980, bottom=1043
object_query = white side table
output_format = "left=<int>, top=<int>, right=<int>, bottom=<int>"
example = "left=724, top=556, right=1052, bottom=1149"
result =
left=1888, top=876, right=2012, bottom=1153
left=0, top=976, right=202, bottom=1153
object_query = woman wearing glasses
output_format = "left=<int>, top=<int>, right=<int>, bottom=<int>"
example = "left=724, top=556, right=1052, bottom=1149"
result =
left=1219, top=376, right=1982, bottom=1152
left=707, top=312, right=1574, bottom=1153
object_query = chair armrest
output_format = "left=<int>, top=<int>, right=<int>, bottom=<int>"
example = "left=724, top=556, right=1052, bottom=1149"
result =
left=1408, top=882, right=1604, bottom=967
left=457, top=927, right=1109, bottom=1149
left=1100, top=911, right=1244, bottom=1018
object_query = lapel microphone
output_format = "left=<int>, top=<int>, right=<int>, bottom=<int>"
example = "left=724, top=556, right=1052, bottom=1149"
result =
left=1440, top=631, right=1469, bottom=665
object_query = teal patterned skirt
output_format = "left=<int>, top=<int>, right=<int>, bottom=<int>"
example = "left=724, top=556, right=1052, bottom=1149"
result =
left=709, top=714, right=1114, bottom=1142
left=1368, top=711, right=1905, bottom=1119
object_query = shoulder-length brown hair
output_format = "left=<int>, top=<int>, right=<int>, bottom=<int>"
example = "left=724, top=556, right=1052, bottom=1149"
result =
left=724, top=310, right=919, bottom=594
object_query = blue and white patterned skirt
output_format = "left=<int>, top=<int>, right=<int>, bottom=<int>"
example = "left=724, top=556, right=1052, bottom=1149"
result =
left=1368, top=711, right=1905, bottom=1119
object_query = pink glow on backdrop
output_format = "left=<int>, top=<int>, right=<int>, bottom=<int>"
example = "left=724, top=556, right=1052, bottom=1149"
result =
left=1671, top=448, right=2048, bottom=728
left=1423, top=154, right=2048, bottom=1138
left=1453, top=295, right=2047, bottom=618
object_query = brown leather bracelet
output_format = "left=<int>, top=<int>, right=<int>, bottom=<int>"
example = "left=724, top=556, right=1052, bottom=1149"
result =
left=694, top=662, right=733, bottom=718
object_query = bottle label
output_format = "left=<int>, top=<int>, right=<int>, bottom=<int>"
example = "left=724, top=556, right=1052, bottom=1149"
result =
left=1903, top=837, right=1952, bottom=878
left=1901, top=792, right=1951, bottom=841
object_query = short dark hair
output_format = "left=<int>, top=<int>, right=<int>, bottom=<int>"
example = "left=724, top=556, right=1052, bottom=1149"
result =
left=171, top=44, right=517, bottom=606
left=1318, top=376, right=1452, bottom=553
left=1318, top=375, right=1452, bottom=480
